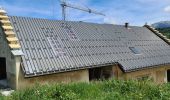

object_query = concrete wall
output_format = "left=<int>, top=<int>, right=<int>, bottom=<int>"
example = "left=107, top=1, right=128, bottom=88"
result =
left=17, top=68, right=89, bottom=90
left=0, top=27, right=17, bottom=88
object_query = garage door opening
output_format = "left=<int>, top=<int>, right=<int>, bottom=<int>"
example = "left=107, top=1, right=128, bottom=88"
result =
left=0, top=58, right=7, bottom=80
left=89, top=66, right=113, bottom=81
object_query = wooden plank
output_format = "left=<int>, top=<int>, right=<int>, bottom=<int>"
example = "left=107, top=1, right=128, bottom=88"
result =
left=7, top=37, right=18, bottom=42
left=0, top=15, right=8, bottom=19
left=0, top=20, right=10, bottom=24
left=2, top=25, right=13, bottom=30
left=4, top=31, right=15, bottom=35
left=9, top=44, right=21, bottom=49
left=162, top=36, right=167, bottom=38
left=0, top=9, right=6, bottom=14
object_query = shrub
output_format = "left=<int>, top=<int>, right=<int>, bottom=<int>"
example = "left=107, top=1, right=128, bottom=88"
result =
left=2, top=79, right=170, bottom=100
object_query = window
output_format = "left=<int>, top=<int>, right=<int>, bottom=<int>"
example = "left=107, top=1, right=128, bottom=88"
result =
left=136, top=75, right=150, bottom=81
left=129, top=47, right=141, bottom=54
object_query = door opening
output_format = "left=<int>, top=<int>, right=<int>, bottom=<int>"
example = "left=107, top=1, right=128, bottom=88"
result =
left=0, top=58, right=7, bottom=80
left=167, top=70, right=170, bottom=82
left=89, top=66, right=113, bottom=81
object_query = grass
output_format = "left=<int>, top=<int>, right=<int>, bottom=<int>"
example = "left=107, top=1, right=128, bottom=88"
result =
left=1, top=79, right=170, bottom=100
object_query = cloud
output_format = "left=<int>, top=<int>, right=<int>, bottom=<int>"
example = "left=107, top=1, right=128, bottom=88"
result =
left=0, top=0, right=61, bottom=19
left=103, top=17, right=116, bottom=24
left=164, top=6, right=170, bottom=13
left=7, top=5, right=51, bottom=15
left=1, top=0, right=170, bottom=25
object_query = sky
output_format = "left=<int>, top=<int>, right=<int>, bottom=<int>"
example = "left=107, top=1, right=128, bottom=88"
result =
left=0, top=0, right=170, bottom=26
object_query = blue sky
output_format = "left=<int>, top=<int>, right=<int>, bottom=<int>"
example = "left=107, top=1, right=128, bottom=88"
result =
left=0, top=0, right=170, bottom=26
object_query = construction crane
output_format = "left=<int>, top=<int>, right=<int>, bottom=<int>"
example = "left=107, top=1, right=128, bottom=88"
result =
left=59, top=0, right=105, bottom=21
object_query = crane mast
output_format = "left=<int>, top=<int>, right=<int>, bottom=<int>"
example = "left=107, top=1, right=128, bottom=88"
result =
left=60, top=0, right=105, bottom=21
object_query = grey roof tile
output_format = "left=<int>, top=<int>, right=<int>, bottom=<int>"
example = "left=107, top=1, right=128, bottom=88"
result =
left=9, top=16, right=170, bottom=77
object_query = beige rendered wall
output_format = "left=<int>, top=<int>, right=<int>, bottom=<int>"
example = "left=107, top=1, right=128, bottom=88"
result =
left=15, top=64, right=170, bottom=90
left=112, top=65, right=125, bottom=80
left=114, top=65, right=170, bottom=83
left=17, top=68, right=89, bottom=90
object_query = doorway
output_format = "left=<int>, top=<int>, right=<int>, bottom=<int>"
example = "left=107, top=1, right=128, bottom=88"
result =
left=167, top=70, right=170, bottom=82
left=0, top=58, right=7, bottom=80
left=89, top=66, right=113, bottom=81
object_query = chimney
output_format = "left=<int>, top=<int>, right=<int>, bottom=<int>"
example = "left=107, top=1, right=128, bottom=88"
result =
left=125, top=23, right=129, bottom=28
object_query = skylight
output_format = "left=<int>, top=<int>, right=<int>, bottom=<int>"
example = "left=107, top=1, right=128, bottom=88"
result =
left=129, top=47, right=141, bottom=55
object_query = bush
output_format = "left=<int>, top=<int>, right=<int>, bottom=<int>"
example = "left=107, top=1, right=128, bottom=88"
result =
left=2, top=79, right=170, bottom=100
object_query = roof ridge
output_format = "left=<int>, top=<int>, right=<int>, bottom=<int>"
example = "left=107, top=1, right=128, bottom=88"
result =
left=144, top=25, right=170, bottom=45
left=0, top=9, right=21, bottom=49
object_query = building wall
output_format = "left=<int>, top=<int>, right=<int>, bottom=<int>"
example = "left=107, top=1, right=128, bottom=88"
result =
left=114, top=65, right=170, bottom=84
left=17, top=68, right=89, bottom=90
left=112, top=65, right=125, bottom=80
left=16, top=64, right=170, bottom=89
left=0, top=27, right=17, bottom=88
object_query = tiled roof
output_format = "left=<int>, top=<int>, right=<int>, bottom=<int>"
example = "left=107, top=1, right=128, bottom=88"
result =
left=8, top=16, right=170, bottom=77
left=144, top=25, right=170, bottom=45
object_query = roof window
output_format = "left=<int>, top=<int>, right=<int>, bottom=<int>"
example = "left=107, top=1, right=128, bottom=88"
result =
left=129, top=47, right=141, bottom=55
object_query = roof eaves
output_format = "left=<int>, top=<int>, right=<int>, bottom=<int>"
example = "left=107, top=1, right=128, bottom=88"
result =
left=24, top=62, right=118, bottom=78
left=124, top=63, right=170, bottom=73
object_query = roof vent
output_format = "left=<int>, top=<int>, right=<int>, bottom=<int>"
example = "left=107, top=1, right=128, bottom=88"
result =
left=125, top=23, right=129, bottom=28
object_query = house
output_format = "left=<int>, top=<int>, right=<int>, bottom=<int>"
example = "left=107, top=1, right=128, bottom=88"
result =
left=0, top=9, right=170, bottom=90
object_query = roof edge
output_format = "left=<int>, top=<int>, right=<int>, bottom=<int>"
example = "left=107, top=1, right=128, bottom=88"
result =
left=0, top=9, right=21, bottom=49
left=144, top=25, right=170, bottom=45
left=125, top=63, right=170, bottom=73
left=24, top=62, right=118, bottom=78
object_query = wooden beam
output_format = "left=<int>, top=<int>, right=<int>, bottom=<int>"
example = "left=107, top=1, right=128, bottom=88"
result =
left=9, top=44, right=21, bottom=49
left=4, top=31, right=15, bottom=36
left=0, top=9, right=6, bottom=14
left=0, top=20, right=11, bottom=24
left=0, top=15, right=8, bottom=19
left=2, top=25, right=13, bottom=30
left=7, top=37, right=18, bottom=42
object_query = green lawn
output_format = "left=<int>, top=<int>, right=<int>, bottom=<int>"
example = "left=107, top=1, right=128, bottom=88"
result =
left=1, top=79, right=170, bottom=100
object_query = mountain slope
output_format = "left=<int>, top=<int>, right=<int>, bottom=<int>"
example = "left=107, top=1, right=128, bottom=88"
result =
left=152, top=21, right=170, bottom=28
left=157, top=27, right=170, bottom=38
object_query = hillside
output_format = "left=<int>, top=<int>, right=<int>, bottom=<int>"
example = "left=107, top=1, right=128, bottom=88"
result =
left=157, top=27, right=170, bottom=39
left=1, top=79, right=170, bottom=100
left=152, top=21, right=170, bottom=28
